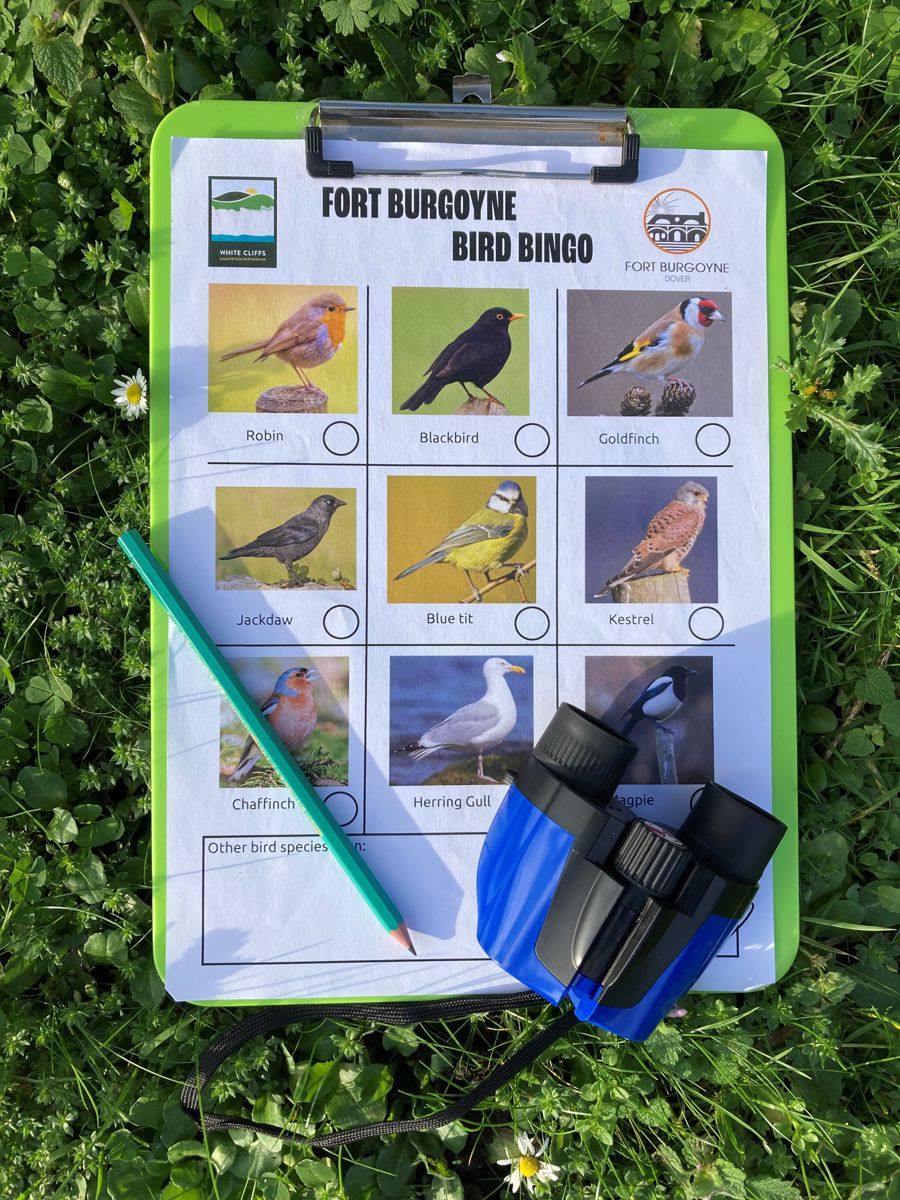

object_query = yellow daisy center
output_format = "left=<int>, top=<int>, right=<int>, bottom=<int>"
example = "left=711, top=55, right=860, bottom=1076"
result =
left=519, top=1155, right=541, bottom=1179
left=125, top=382, right=143, bottom=406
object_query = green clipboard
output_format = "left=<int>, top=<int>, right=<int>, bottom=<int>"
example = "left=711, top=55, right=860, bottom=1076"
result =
left=149, top=96, right=798, bottom=1003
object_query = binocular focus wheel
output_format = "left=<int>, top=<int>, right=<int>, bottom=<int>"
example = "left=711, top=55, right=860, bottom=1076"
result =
left=612, top=821, right=690, bottom=899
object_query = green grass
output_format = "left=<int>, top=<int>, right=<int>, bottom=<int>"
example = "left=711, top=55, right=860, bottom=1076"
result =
left=0, top=2, right=898, bottom=1198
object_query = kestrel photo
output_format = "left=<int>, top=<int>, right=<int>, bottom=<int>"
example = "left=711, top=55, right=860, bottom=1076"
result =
left=585, top=475, right=718, bottom=605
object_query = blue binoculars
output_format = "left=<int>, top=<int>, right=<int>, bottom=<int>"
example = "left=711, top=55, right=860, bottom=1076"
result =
left=477, top=704, right=786, bottom=1041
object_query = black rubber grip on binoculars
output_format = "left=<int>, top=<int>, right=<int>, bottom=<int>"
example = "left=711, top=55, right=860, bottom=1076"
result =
left=682, top=782, right=787, bottom=885
left=532, top=703, right=637, bottom=800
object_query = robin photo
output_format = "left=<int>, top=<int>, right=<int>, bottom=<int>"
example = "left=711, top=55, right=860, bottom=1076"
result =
left=208, top=285, right=359, bottom=414
left=220, top=291, right=355, bottom=386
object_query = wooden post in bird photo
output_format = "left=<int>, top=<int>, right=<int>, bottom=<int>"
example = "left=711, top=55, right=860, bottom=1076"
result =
left=208, top=283, right=358, bottom=414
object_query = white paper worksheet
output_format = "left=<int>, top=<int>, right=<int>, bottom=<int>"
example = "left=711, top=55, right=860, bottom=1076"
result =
left=159, top=131, right=779, bottom=1003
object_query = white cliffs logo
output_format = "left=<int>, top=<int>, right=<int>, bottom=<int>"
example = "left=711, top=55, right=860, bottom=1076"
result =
left=208, top=177, right=277, bottom=268
left=643, top=188, right=711, bottom=255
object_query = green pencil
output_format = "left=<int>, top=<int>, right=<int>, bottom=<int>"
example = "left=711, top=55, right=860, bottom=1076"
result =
left=118, top=528, right=416, bottom=955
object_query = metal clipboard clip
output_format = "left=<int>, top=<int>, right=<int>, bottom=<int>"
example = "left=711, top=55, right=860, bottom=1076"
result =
left=305, top=73, right=639, bottom=185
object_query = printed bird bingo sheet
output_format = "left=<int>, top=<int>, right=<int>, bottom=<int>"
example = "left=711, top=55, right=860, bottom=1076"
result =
left=151, top=104, right=796, bottom=1003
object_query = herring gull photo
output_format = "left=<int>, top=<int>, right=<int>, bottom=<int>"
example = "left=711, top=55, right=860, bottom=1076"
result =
left=395, top=657, right=528, bottom=784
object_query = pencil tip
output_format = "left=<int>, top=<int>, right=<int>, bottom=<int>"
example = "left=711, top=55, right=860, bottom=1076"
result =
left=389, top=922, right=417, bottom=956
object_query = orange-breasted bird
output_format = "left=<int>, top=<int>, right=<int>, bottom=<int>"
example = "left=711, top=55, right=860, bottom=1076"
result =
left=577, top=296, right=724, bottom=390
left=220, top=292, right=355, bottom=386
left=228, top=666, right=319, bottom=783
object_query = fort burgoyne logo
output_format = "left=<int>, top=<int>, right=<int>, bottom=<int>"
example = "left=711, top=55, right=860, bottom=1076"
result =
left=208, top=176, right=277, bottom=268
left=643, top=188, right=711, bottom=255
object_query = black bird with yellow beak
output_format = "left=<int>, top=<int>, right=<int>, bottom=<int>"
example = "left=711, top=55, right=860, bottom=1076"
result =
left=400, top=307, right=526, bottom=412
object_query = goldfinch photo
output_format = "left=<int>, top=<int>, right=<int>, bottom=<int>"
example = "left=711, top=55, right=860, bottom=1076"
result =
left=585, top=476, right=718, bottom=605
left=567, top=290, right=732, bottom=417
left=219, top=655, right=350, bottom=788
left=585, top=655, right=714, bottom=786
left=208, top=283, right=358, bottom=414
left=389, top=654, right=533, bottom=785
left=387, top=475, right=537, bottom=605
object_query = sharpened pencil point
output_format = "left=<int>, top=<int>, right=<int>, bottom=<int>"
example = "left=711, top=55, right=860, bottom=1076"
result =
left=389, top=922, right=417, bottom=955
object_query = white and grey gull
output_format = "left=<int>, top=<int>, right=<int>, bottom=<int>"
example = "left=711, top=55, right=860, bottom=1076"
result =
left=399, top=657, right=526, bottom=783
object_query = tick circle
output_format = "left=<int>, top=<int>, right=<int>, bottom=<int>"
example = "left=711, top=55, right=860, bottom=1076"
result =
left=324, top=791, right=359, bottom=828
left=323, top=421, right=360, bottom=457
left=514, top=423, right=551, bottom=458
left=514, top=606, right=550, bottom=641
left=695, top=423, right=731, bottom=458
left=688, top=606, right=725, bottom=641
left=323, top=604, right=360, bottom=639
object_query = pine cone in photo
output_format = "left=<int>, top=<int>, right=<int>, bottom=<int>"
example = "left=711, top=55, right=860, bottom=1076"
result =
left=655, top=379, right=696, bottom=416
left=620, top=385, right=652, bottom=416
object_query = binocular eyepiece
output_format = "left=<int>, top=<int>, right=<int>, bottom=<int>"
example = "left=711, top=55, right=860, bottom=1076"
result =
left=476, top=704, right=786, bottom=1040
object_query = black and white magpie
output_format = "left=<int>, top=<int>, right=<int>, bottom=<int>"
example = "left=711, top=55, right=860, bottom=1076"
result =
left=620, top=665, right=699, bottom=736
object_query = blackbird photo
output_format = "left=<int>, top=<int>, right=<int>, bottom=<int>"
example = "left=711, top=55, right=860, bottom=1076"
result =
left=400, top=307, right=525, bottom=412
left=219, top=494, right=347, bottom=585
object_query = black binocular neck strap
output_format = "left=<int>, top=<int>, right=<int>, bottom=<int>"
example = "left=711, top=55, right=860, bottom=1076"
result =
left=182, top=991, right=576, bottom=1150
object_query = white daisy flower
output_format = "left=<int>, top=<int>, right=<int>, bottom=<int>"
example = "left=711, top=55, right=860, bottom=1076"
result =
left=497, top=1133, right=562, bottom=1194
left=113, top=368, right=148, bottom=419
